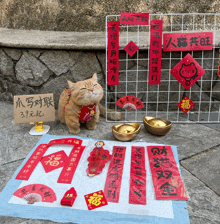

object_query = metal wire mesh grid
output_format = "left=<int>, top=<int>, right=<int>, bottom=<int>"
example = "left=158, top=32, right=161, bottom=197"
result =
left=105, top=13, right=220, bottom=123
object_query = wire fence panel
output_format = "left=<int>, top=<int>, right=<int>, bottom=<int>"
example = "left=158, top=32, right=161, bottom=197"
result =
left=105, top=13, right=220, bottom=123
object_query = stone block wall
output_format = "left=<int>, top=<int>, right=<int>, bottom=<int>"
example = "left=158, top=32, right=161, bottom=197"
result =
left=0, top=47, right=220, bottom=111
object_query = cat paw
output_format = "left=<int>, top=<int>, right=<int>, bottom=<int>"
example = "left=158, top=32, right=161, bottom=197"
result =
left=68, top=128, right=80, bottom=134
left=86, top=123, right=97, bottom=130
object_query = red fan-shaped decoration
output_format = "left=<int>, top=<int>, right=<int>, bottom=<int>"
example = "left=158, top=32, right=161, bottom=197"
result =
left=13, top=184, right=56, bottom=204
left=115, top=95, right=144, bottom=111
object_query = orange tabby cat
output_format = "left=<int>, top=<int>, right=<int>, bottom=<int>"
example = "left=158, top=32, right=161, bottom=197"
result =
left=58, top=73, right=122, bottom=134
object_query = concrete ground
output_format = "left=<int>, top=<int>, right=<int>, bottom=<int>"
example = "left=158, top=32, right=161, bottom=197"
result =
left=0, top=101, right=220, bottom=224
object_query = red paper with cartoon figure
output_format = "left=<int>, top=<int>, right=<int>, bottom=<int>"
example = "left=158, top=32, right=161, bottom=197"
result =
left=87, top=141, right=112, bottom=177
left=84, top=190, right=108, bottom=210
left=60, top=187, right=77, bottom=207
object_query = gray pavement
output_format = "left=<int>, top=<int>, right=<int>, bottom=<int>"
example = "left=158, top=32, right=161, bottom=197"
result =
left=0, top=101, right=220, bottom=224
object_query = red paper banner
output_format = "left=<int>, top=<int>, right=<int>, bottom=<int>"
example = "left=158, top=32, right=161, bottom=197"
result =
left=16, top=144, right=49, bottom=180
left=41, top=150, right=68, bottom=173
left=129, top=146, right=146, bottom=205
left=163, top=32, right=213, bottom=51
left=104, top=146, right=126, bottom=203
left=48, top=138, right=82, bottom=146
left=120, top=12, right=149, bottom=25
left=149, top=20, right=163, bottom=84
left=147, top=146, right=188, bottom=200
left=108, top=21, right=119, bottom=85
left=57, top=146, right=86, bottom=184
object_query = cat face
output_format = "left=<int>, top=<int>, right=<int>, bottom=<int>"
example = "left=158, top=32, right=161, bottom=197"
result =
left=67, top=73, right=103, bottom=106
left=179, top=63, right=197, bottom=79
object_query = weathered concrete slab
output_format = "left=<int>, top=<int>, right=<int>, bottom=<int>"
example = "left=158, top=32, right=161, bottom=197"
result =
left=181, top=146, right=220, bottom=196
left=180, top=166, right=220, bottom=224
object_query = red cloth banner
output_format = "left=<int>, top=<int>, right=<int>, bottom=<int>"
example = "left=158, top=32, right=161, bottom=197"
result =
left=129, top=146, right=146, bottom=205
left=120, top=12, right=149, bottom=25
left=108, top=21, right=119, bottom=85
left=147, top=146, right=188, bottom=200
left=104, top=146, right=126, bottom=203
left=16, top=144, right=49, bottom=180
left=57, top=146, right=86, bottom=184
left=163, top=32, right=213, bottom=51
left=48, top=138, right=82, bottom=146
left=149, top=20, right=163, bottom=84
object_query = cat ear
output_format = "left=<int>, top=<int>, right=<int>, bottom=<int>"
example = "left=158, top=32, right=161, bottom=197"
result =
left=92, top=73, right=98, bottom=82
left=67, top=80, right=75, bottom=89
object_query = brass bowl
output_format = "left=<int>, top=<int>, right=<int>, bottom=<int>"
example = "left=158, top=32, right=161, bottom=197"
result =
left=143, top=116, right=172, bottom=136
left=112, top=123, right=141, bottom=141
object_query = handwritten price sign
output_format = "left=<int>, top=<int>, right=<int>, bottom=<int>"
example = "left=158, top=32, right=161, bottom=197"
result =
left=14, top=93, right=55, bottom=124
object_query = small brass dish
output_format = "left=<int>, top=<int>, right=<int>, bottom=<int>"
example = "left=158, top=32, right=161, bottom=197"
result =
left=143, top=116, right=172, bottom=136
left=112, top=123, right=141, bottom=141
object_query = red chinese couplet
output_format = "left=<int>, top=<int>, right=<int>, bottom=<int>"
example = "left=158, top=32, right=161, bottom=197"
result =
left=147, top=146, right=188, bottom=200
left=120, top=12, right=149, bottom=25
left=108, top=21, right=119, bottom=85
left=163, top=32, right=213, bottom=51
left=104, top=146, right=126, bottom=203
left=16, top=144, right=49, bottom=180
left=129, top=146, right=146, bottom=205
left=48, top=138, right=82, bottom=146
left=149, top=20, right=163, bottom=85
left=57, top=146, right=85, bottom=184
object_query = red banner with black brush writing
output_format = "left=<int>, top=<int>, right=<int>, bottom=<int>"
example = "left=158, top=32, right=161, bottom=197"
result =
left=57, top=146, right=86, bottom=184
left=108, top=21, right=119, bottom=85
left=104, top=146, right=126, bottom=203
left=149, top=20, right=163, bottom=85
left=120, top=12, right=149, bottom=25
left=16, top=144, right=49, bottom=180
left=147, top=146, right=188, bottom=200
left=129, top=146, right=146, bottom=205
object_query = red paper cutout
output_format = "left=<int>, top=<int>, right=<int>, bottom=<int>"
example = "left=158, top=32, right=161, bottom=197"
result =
left=16, top=144, right=49, bottom=180
left=48, top=138, right=82, bottom=146
left=171, top=53, right=205, bottom=90
left=86, top=141, right=112, bottom=177
left=147, top=146, right=188, bottom=200
left=129, top=146, right=146, bottom=205
left=13, top=184, right=57, bottom=203
left=108, top=21, right=119, bottom=85
left=40, top=150, right=68, bottom=173
left=60, top=187, right=77, bottom=207
left=177, top=96, right=195, bottom=114
left=115, top=95, right=144, bottom=111
left=120, top=12, right=149, bottom=25
left=104, top=146, right=126, bottom=203
left=84, top=190, right=108, bottom=210
left=124, top=41, right=139, bottom=57
left=57, top=146, right=86, bottom=184
left=163, top=32, right=213, bottom=51
left=149, top=20, right=163, bottom=84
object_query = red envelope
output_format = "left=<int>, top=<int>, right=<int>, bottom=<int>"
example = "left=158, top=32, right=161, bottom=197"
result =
left=84, top=190, right=108, bottom=210
left=41, top=151, right=68, bottom=173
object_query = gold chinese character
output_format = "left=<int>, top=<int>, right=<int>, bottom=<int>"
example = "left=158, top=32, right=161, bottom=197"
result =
left=67, top=167, right=72, bottom=171
left=181, top=99, right=191, bottom=109
left=73, top=154, right=78, bottom=157
left=30, top=160, right=35, bottom=164
left=23, top=169, right=29, bottom=173
left=36, top=152, right=41, bottom=155
left=88, top=193, right=103, bottom=206
left=71, top=158, right=76, bottom=162
left=33, top=156, right=38, bottom=159
left=67, top=140, right=72, bottom=143
left=27, top=165, right=32, bottom=168
left=75, top=150, right=80, bottom=153
left=45, top=156, right=60, bottom=166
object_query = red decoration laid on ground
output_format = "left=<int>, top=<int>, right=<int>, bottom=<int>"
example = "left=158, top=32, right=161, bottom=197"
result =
left=41, top=150, right=68, bottom=173
left=177, top=96, right=195, bottom=114
left=48, top=138, right=82, bottom=146
left=163, top=32, right=213, bottom=52
left=124, top=41, right=139, bottom=57
left=115, top=95, right=144, bottom=111
left=108, top=21, right=119, bottom=85
left=16, top=144, right=49, bottom=180
left=87, top=141, right=112, bottom=177
left=120, top=12, right=149, bottom=25
left=13, top=184, right=57, bottom=204
left=104, top=146, right=126, bottom=203
left=149, top=20, right=163, bottom=84
left=60, top=187, right=77, bottom=207
left=129, top=146, right=146, bottom=205
left=147, top=146, right=188, bottom=201
left=84, top=190, right=108, bottom=210
left=170, top=53, right=206, bottom=90
left=58, top=146, right=86, bottom=184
